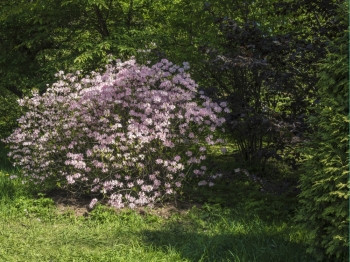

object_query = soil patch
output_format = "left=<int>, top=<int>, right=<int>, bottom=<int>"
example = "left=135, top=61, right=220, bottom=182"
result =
left=135, top=201, right=202, bottom=219
left=45, top=189, right=201, bottom=218
left=46, top=189, right=90, bottom=216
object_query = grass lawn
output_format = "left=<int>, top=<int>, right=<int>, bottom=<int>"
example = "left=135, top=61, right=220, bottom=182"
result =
left=0, top=144, right=315, bottom=262
left=0, top=173, right=314, bottom=262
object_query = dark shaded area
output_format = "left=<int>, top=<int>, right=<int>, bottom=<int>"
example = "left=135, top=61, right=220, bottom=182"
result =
left=0, top=142, right=13, bottom=172
left=140, top=220, right=314, bottom=262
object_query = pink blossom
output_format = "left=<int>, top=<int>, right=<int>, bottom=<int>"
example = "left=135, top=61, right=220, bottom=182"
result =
left=89, top=198, right=98, bottom=209
left=198, top=180, right=207, bottom=186
left=4, top=58, right=228, bottom=209
left=186, top=151, right=193, bottom=157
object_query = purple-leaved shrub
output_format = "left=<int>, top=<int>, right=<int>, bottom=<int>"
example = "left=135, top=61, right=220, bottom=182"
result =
left=4, top=59, right=229, bottom=209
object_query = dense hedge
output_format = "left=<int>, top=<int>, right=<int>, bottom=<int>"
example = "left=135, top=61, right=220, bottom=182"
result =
left=296, top=6, right=349, bottom=260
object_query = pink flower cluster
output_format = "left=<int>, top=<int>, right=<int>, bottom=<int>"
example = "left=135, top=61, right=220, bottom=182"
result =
left=4, top=59, right=228, bottom=209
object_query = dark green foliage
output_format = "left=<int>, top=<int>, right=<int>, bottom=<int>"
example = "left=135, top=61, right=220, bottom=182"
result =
left=188, top=0, right=342, bottom=170
left=0, top=89, right=21, bottom=140
left=200, top=19, right=302, bottom=168
left=0, top=88, right=21, bottom=173
left=0, top=0, right=156, bottom=97
left=296, top=3, right=349, bottom=260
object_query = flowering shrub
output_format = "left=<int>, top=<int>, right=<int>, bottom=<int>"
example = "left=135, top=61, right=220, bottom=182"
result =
left=4, top=59, right=228, bottom=209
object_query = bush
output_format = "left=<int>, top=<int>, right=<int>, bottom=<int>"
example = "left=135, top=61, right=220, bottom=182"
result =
left=296, top=4, right=349, bottom=260
left=0, top=88, right=21, bottom=140
left=4, top=59, right=227, bottom=209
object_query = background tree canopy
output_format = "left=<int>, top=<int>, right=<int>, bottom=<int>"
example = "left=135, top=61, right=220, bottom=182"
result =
left=0, top=0, right=348, bottom=260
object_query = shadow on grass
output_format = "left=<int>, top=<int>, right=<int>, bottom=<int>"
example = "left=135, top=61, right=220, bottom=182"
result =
left=140, top=221, right=314, bottom=262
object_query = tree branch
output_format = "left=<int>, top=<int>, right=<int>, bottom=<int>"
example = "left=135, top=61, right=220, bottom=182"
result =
left=93, top=4, right=109, bottom=38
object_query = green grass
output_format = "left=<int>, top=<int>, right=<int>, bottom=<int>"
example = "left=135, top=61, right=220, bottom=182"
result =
left=0, top=143, right=314, bottom=262
left=0, top=173, right=314, bottom=262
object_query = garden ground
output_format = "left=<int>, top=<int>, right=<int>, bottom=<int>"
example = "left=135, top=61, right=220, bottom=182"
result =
left=0, top=146, right=315, bottom=262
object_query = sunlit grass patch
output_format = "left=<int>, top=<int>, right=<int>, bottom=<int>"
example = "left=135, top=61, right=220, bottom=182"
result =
left=0, top=200, right=314, bottom=262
